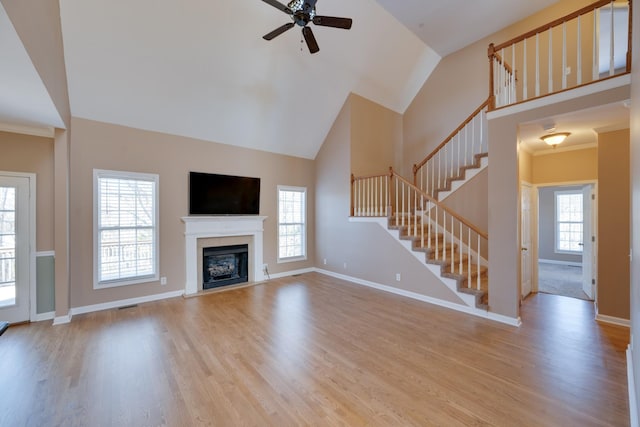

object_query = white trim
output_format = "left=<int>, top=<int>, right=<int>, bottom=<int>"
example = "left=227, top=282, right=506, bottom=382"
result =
left=53, top=313, right=72, bottom=325
left=437, top=156, right=488, bottom=202
left=69, top=290, right=184, bottom=317
left=267, top=267, right=316, bottom=279
left=315, top=269, right=521, bottom=327
left=538, top=259, right=582, bottom=267
left=628, top=345, right=639, bottom=427
left=36, top=251, right=55, bottom=257
left=595, top=313, right=630, bottom=327
left=0, top=122, right=56, bottom=138
left=487, top=74, right=631, bottom=119
left=33, top=311, right=55, bottom=322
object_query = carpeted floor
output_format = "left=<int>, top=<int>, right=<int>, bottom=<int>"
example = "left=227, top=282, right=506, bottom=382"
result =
left=538, top=262, right=591, bottom=301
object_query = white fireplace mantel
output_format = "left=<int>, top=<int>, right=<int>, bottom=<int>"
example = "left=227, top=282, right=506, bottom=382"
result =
left=181, top=216, right=267, bottom=295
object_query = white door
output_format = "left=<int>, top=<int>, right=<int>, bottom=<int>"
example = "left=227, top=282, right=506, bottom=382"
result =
left=0, top=176, right=30, bottom=323
left=521, top=183, right=533, bottom=298
left=582, top=184, right=595, bottom=300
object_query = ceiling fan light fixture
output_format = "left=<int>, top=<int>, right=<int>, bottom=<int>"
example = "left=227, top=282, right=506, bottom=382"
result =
left=541, top=132, right=570, bottom=147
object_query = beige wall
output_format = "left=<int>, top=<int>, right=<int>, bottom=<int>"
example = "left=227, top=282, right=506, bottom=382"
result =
left=2, top=0, right=70, bottom=126
left=0, top=131, right=54, bottom=251
left=403, top=0, right=595, bottom=174
left=442, top=169, right=488, bottom=233
left=532, top=147, right=598, bottom=184
left=519, top=148, right=533, bottom=183
left=489, top=85, right=629, bottom=319
left=597, top=129, right=630, bottom=320
left=315, top=97, right=465, bottom=304
left=350, top=94, right=403, bottom=176
left=69, top=118, right=315, bottom=308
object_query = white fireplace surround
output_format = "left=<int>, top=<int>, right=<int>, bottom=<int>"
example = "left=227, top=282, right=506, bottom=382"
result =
left=182, top=216, right=267, bottom=295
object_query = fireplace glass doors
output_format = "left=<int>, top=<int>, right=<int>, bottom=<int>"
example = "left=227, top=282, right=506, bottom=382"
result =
left=202, top=244, right=248, bottom=289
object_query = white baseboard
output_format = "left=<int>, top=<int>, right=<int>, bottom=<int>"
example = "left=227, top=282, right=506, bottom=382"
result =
left=69, top=290, right=184, bottom=317
left=538, top=259, right=582, bottom=267
left=596, top=314, right=631, bottom=328
left=33, top=311, right=55, bottom=322
left=53, top=314, right=72, bottom=325
left=267, top=267, right=316, bottom=280
left=629, top=345, right=639, bottom=427
left=315, top=269, right=521, bottom=327
left=35, top=251, right=55, bottom=257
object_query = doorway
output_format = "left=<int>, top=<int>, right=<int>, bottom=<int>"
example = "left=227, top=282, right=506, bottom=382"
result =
left=0, top=173, right=34, bottom=323
left=536, top=183, right=596, bottom=301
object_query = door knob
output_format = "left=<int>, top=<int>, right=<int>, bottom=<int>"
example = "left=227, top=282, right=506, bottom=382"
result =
left=521, top=247, right=528, bottom=251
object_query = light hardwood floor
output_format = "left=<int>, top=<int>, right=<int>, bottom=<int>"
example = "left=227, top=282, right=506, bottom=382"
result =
left=0, top=272, right=630, bottom=426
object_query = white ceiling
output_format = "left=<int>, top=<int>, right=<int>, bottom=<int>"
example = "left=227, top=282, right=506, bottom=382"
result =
left=519, top=101, right=630, bottom=154
left=3, top=0, right=621, bottom=160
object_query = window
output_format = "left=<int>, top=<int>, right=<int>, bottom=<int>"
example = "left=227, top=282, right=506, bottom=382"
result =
left=278, top=186, right=306, bottom=262
left=94, top=170, right=159, bottom=288
left=555, top=191, right=583, bottom=253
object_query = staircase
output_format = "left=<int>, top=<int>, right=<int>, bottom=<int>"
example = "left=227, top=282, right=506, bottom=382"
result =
left=351, top=100, right=490, bottom=312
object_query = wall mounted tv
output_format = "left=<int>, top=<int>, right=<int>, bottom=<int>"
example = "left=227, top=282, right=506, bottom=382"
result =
left=189, top=172, right=260, bottom=215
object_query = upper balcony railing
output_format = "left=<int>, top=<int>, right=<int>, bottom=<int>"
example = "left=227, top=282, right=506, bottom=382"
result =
left=489, top=0, right=632, bottom=110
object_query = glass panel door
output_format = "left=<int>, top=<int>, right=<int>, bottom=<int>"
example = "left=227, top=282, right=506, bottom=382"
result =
left=0, top=186, right=16, bottom=307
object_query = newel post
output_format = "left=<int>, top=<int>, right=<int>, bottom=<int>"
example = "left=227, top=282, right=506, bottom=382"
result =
left=412, top=163, right=419, bottom=186
left=488, top=43, right=496, bottom=111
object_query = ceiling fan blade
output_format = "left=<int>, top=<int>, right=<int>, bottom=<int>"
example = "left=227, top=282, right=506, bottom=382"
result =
left=263, top=22, right=295, bottom=40
left=312, top=16, right=352, bottom=30
left=261, top=0, right=292, bottom=14
left=302, top=26, right=319, bottom=54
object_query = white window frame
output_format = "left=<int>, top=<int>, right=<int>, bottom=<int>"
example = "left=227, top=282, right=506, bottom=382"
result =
left=555, top=190, right=583, bottom=254
left=93, top=169, right=159, bottom=289
left=277, top=185, right=307, bottom=263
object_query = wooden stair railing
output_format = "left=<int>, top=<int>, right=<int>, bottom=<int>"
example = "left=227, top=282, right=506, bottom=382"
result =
left=352, top=168, right=489, bottom=299
left=489, top=0, right=633, bottom=110
left=412, top=99, right=489, bottom=199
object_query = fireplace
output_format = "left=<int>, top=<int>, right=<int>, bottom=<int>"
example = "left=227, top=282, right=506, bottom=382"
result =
left=203, top=244, right=248, bottom=289
left=182, top=216, right=267, bottom=295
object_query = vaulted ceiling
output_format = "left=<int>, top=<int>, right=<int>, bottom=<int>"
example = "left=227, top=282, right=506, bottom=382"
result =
left=1, top=0, right=561, bottom=158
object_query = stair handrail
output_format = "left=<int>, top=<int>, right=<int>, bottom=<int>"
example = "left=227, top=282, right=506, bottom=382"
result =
left=352, top=167, right=489, bottom=293
left=391, top=169, right=488, bottom=240
left=488, top=0, right=633, bottom=110
left=351, top=168, right=488, bottom=241
left=412, top=99, right=490, bottom=197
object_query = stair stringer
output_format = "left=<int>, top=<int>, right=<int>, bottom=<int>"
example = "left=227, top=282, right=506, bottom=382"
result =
left=437, top=155, right=488, bottom=202
left=363, top=217, right=478, bottom=308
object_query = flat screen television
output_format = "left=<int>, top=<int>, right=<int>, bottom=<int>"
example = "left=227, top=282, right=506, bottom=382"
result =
left=189, top=172, right=260, bottom=215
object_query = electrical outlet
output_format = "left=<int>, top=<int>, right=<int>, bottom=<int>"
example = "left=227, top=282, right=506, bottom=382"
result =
left=263, top=263, right=268, bottom=273
left=343, top=262, right=347, bottom=269
left=396, top=273, right=401, bottom=282
left=160, top=277, right=167, bottom=285
left=565, top=66, right=571, bottom=75
left=323, top=258, right=327, bottom=265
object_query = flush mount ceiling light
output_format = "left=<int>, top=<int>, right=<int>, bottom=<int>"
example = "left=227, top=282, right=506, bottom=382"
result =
left=541, top=132, right=570, bottom=148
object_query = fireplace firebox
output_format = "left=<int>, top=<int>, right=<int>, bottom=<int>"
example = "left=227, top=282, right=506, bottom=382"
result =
left=202, top=244, right=249, bottom=289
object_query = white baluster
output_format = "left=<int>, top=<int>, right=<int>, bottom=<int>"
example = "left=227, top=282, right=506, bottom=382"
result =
left=524, top=38, right=528, bottom=101
left=609, top=1, right=615, bottom=76
left=450, top=215, right=454, bottom=273
left=467, top=228, right=471, bottom=288
left=442, top=211, right=446, bottom=262
left=535, top=33, right=540, bottom=97
left=435, top=205, right=439, bottom=259
left=549, top=28, right=553, bottom=93
left=562, top=21, right=567, bottom=89
left=593, top=9, right=599, bottom=81
left=577, top=15, right=582, bottom=85
left=459, top=222, right=463, bottom=274
left=385, top=176, right=389, bottom=217
left=511, top=43, right=516, bottom=104
left=401, top=182, right=405, bottom=227
left=395, top=176, right=399, bottom=226
left=477, top=235, right=481, bottom=291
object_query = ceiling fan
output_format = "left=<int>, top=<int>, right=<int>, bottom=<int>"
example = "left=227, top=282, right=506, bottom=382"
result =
left=260, top=0, right=353, bottom=54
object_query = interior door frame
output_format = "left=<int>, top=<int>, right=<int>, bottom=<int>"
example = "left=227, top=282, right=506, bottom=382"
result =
left=532, top=179, right=598, bottom=302
left=520, top=181, right=533, bottom=300
left=0, top=171, right=36, bottom=322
